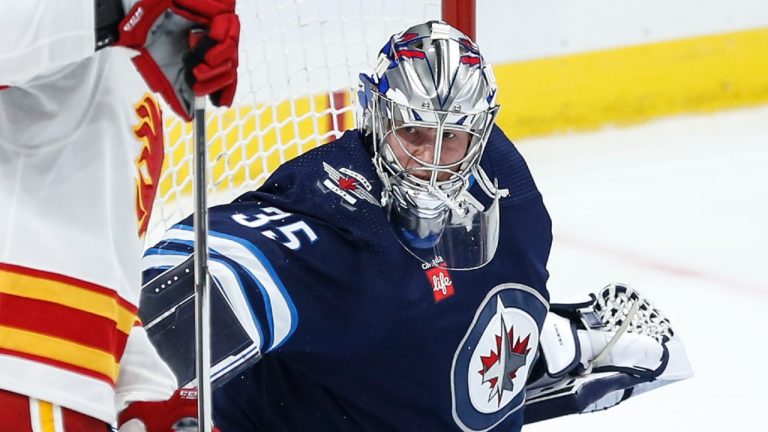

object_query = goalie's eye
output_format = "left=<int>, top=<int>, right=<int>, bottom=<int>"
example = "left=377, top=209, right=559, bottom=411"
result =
left=397, top=126, right=459, bottom=142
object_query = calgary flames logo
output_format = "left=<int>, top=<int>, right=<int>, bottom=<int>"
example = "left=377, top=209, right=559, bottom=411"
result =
left=133, top=94, right=164, bottom=237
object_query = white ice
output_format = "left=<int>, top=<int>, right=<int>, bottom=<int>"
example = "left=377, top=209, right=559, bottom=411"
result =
left=518, top=104, right=768, bottom=431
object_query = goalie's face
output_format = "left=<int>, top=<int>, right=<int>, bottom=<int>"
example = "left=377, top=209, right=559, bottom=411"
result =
left=357, top=20, right=505, bottom=269
left=373, top=112, right=501, bottom=271
left=385, top=125, right=471, bottom=182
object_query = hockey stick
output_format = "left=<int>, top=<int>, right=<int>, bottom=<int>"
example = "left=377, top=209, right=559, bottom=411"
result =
left=192, top=94, right=213, bottom=431
left=187, top=27, right=214, bottom=432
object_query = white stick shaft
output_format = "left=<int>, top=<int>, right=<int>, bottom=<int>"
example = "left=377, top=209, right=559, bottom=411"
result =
left=192, top=95, right=213, bottom=432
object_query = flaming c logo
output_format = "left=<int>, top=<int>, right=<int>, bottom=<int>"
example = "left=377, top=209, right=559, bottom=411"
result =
left=133, top=94, right=164, bottom=237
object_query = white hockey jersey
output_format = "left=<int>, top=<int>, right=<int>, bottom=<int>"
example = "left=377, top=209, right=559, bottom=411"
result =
left=0, top=1, right=176, bottom=424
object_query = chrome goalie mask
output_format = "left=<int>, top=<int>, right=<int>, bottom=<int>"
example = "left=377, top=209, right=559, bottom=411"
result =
left=358, top=21, right=505, bottom=270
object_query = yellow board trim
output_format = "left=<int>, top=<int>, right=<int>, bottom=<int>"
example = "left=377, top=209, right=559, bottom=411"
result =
left=0, top=270, right=137, bottom=335
left=0, top=325, right=119, bottom=382
left=158, top=28, right=768, bottom=204
left=493, top=27, right=768, bottom=138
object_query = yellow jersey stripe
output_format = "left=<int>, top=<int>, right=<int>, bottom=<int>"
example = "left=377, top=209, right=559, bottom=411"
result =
left=0, top=268, right=137, bottom=335
left=37, top=399, right=55, bottom=432
left=0, top=325, right=119, bottom=382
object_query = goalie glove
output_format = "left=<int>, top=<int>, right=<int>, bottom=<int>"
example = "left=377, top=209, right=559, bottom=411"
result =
left=106, top=0, right=240, bottom=120
left=118, top=387, right=219, bottom=432
left=524, top=283, right=693, bottom=423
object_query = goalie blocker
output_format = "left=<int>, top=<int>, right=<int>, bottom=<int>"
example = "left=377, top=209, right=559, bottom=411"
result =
left=524, top=283, right=693, bottom=423
left=139, top=254, right=262, bottom=389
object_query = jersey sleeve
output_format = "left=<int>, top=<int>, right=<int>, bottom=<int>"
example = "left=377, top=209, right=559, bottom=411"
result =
left=144, top=220, right=299, bottom=353
left=114, top=326, right=178, bottom=410
left=141, top=202, right=313, bottom=386
left=0, top=1, right=96, bottom=85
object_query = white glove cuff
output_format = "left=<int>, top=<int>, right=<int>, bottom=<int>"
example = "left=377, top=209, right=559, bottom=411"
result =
left=538, top=312, right=580, bottom=377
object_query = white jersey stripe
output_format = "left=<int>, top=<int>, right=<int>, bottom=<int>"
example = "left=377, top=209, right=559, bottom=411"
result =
left=52, top=403, right=64, bottom=432
left=158, top=227, right=297, bottom=351
left=142, top=250, right=189, bottom=272
left=29, top=398, right=42, bottom=432
left=142, top=248, right=264, bottom=350
left=208, top=258, right=264, bottom=348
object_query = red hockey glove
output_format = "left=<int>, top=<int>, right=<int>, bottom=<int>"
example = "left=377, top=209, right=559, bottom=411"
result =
left=118, top=388, right=219, bottom=432
left=116, top=0, right=240, bottom=120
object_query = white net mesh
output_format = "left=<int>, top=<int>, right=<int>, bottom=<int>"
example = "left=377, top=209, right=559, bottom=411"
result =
left=146, top=0, right=442, bottom=249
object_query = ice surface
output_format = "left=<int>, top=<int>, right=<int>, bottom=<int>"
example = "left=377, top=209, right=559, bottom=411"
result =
left=519, top=105, right=768, bottom=431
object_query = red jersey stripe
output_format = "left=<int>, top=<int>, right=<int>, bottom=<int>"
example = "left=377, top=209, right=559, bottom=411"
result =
left=0, top=262, right=138, bottom=313
left=0, top=263, right=139, bottom=335
left=0, top=293, right=130, bottom=356
left=0, top=325, right=121, bottom=383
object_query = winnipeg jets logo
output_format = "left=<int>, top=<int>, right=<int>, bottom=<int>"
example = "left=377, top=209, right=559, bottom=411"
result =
left=451, top=284, right=547, bottom=431
left=320, top=163, right=379, bottom=209
left=477, top=299, right=532, bottom=406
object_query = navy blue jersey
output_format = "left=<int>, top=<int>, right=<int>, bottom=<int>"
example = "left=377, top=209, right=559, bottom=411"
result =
left=143, top=126, right=552, bottom=431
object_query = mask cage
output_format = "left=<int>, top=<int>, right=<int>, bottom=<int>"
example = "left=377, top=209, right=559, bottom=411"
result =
left=371, top=92, right=499, bottom=200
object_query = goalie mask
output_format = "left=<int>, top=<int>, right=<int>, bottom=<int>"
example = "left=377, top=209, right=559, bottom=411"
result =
left=358, top=21, right=504, bottom=270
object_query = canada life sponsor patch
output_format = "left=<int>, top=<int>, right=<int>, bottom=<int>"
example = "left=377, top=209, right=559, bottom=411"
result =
left=319, top=162, right=379, bottom=210
left=451, top=284, right=548, bottom=431
left=423, top=260, right=454, bottom=302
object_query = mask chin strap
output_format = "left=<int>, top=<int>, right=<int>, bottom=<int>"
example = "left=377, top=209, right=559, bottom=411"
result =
left=473, top=165, right=509, bottom=201
left=425, top=185, right=465, bottom=215
left=421, top=164, right=506, bottom=219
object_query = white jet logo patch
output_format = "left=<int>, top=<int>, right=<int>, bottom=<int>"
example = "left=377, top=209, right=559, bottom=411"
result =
left=320, top=163, right=379, bottom=209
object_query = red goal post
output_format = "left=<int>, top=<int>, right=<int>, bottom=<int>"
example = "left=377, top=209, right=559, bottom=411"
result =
left=145, top=0, right=476, bottom=248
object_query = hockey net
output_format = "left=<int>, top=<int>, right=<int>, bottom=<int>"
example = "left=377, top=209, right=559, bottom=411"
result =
left=145, top=0, right=449, bottom=248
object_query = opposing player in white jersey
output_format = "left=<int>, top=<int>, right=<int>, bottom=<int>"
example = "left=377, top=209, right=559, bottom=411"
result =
left=0, top=0, right=239, bottom=430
